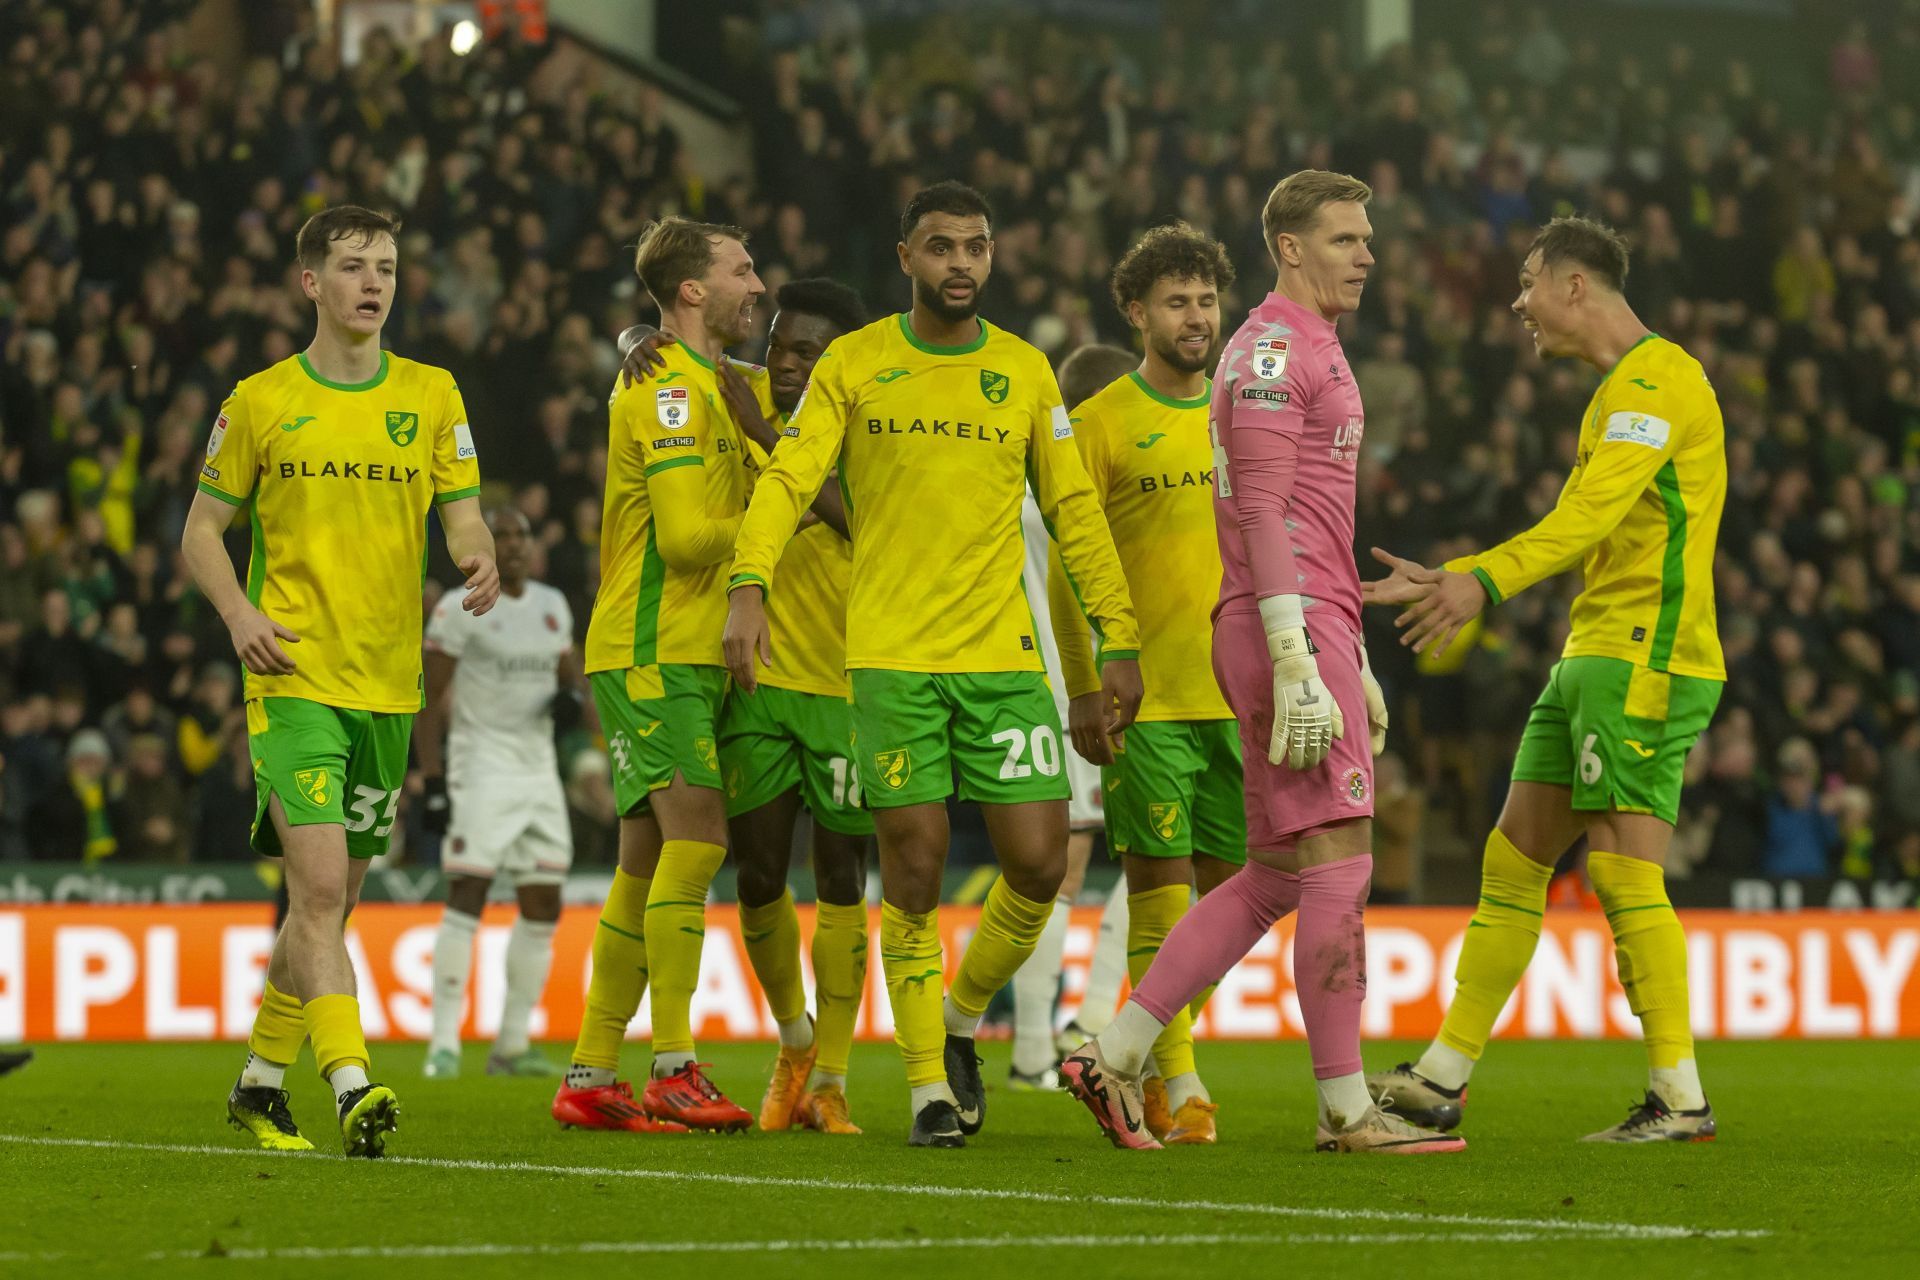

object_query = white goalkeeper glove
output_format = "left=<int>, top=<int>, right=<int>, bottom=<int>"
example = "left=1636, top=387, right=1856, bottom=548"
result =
left=1258, top=594, right=1343, bottom=771
left=1359, top=643, right=1388, bottom=757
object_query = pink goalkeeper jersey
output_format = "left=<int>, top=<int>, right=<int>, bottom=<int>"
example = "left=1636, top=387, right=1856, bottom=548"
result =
left=1210, top=291, right=1366, bottom=633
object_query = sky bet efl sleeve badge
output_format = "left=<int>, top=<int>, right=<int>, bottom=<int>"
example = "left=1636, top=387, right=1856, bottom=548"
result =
left=656, top=385, right=690, bottom=428
left=1253, top=337, right=1290, bottom=381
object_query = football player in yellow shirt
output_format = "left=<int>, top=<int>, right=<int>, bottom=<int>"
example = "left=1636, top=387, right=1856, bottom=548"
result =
left=715, top=280, right=876, bottom=1136
left=182, top=206, right=497, bottom=1157
left=550, top=217, right=764, bottom=1134
left=1366, top=216, right=1726, bottom=1143
left=723, top=182, right=1143, bottom=1147
left=1048, top=223, right=1242, bottom=1146
left=614, top=281, right=873, bottom=1135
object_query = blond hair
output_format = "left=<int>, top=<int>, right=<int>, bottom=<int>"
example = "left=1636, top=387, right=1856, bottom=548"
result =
left=1261, top=170, right=1373, bottom=265
left=633, top=216, right=748, bottom=311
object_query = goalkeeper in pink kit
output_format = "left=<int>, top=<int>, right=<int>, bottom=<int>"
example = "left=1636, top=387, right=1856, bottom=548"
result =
left=1062, top=170, right=1463, bottom=1154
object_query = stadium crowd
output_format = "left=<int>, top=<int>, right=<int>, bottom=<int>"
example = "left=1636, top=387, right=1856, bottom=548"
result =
left=1, top=0, right=1917, bottom=886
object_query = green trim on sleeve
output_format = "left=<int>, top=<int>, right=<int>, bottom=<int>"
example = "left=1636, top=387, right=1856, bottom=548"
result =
left=434, top=485, right=481, bottom=505
left=297, top=350, right=390, bottom=392
left=728, top=573, right=770, bottom=596
left=643, top=456, right=705, bottom=477
left=1470, top=566, right=1504, bottom=606
left=1097, top=648, right=1139, bottom=663
left=895, top=312, right=991, bottom=355
left=1648, top=460, right=1689, bottom=672
left=196, top=479, right=247, bottom=506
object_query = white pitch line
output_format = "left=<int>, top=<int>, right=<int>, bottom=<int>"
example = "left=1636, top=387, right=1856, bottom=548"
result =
left=140, top=1231, right=1559, bottom=1262
left=0, top=1133, right=1766, bottom=1242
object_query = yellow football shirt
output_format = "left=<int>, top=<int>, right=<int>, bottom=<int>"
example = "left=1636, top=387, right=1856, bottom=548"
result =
left=729, top=313, right=1139, bottom=673
left=196, top=351, right=481, bottom=713
left=1451, top=334, right=1726, bottom=680
left=586, top=342, right=753, bottom=675
left=741, top=367, right=852, bottom=697
left=1048, top=372, right=1231, bottom=721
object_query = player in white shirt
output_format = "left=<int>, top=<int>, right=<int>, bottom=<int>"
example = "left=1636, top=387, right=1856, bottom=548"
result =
left=418, top=508, right=586, bottom=1078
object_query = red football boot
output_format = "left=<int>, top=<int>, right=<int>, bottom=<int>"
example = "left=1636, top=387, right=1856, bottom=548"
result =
left=552, top=1080, right=690, bottom=1133
left=642, top=1063, right=753, bottom=1132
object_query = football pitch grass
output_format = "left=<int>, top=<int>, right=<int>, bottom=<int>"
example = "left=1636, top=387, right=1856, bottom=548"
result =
left=3, top=1039, right=1915, bottom=1278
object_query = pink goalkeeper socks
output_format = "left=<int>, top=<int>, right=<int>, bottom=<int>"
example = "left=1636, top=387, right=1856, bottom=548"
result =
left=1129, top=859, right=1303, bottom=1024
left=1294, top=855, right=1373, bottom=1080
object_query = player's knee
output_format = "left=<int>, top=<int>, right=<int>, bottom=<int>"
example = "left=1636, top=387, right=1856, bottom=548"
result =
left=735, top=859, right=788, bottom=909
left=1001, top=850, right=1066, bottom=904
left=517, top=884, right=562, bottom=922
left=446, top=875, right=491, bottom=917
left=288, top=878, right=349, bottom=926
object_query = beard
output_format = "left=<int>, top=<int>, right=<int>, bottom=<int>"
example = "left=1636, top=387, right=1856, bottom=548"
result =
left=705, top=295, right=752, bottom=346
left=914, top=274, right=983, bottom=323
left=1150, top=330, right=1214, bottom=375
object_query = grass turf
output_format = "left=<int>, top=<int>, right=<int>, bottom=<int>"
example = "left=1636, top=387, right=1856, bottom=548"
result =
left=2, top=1038, right=1915, bottom=1278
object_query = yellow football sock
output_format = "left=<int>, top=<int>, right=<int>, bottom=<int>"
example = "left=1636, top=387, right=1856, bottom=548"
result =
left=303, top=993, right=369, bottom=1079
left=645, top=840, right=726, bottom=1057
left=949, top=877, right=1053, bottom=1019
left=1128, top=884, right=1197, bottom=1079
left=811, top=900, right=868, bottom=1079
left=573, top=869, right=651, bottom=1070
left=1437, top=828, right=1553, bottom=1061
left=741, top=888, right=807, bottom=1027
left=247, top=980, right=306, bottom=1065
left=880, top=900, right=946, bottom=1087
left=1589, top=850, right=1693, bottom=1069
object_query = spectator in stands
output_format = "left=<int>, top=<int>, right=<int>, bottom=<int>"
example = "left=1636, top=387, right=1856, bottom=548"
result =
left=1762, top=738, right=1840, bottom=878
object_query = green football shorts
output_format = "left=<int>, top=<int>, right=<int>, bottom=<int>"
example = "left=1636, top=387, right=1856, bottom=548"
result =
left=246, top=697, right=413, bottom=859
left=1510, top=656, right=1722, bottom=825
left=589, top=664, right=728, bottom=817
left=720, top=683, right=874, bottom=836
left=848, top=669, right=1070, bottom=809
left=1104, top=718, right=1247, bottom=863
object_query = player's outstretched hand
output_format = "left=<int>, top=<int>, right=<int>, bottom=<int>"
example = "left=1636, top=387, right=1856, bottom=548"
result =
left=1067, top=690, right=1116, bottom=766
left=617, top=325, right=676, bottom=387
left=1099, top=657, right=1144, bottom=741
left=1396, top=569, right=1486, bottom=658
left=723, top=585, right=774, bottom=692
left=1361, top=546, right=1442, bottom=607
left=460, top=554, right=500, bottom=615
left=228, top=605, right=299, bottom=676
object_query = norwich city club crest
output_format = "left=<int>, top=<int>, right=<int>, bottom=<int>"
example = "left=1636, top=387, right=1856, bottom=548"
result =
left=979, top=370, right=1010, bottom=404
left=875, top=749, right=911, bottom=790
left=385, top=411, right=419, bottom=446
left=1148, top=802, right=1182, bottom=842
left=294, top=768, right=330, bottom=807
left=696, top=737, right=719, bottom=773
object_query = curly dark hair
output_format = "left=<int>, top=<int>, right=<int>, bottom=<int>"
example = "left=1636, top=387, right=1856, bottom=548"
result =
left=1109, top=221, right=1236, bottom=317
left=776, top=277, right=869, bottom=336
